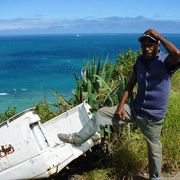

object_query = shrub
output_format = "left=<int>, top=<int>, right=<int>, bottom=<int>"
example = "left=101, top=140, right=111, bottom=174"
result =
left=35, top=101, right=57, bottom=123
left=72, top=58, right=120, bottom=111
left=0, top=107, right=16, bottom=123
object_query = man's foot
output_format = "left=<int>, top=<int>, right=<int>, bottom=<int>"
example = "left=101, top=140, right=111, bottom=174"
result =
left=57, top=133, right=76, bottom=145
left=91, top=132, right=101, bottom=145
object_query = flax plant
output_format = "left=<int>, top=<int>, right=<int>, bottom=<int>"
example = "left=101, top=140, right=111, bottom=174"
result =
left=72, top=58, right=120, bottom=111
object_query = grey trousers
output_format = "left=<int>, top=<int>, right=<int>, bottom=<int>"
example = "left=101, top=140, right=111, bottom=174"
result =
left=73, top=104, right=163, bottom=180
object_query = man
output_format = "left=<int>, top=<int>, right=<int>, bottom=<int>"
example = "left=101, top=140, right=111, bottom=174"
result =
left=58, top=29, right=180, bottom=180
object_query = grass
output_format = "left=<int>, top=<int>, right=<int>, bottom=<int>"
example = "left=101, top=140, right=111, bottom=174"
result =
left=162, top=92, right=180, bottom=173
left=171, top=70, right=180, bottom=92
left=81, top=169, right=110, bottom=180
left=161, top=71, right=180, bottom=174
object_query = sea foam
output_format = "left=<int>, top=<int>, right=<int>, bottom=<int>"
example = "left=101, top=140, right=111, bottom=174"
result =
left=0, top=93, right=8, bottom=96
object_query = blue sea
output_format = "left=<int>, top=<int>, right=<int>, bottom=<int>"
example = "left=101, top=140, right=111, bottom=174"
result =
left=0, top=33, right=180, bottom=113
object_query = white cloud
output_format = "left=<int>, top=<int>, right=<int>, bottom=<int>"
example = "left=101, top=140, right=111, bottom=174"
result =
left=0, top=17, right=180, bottom=34
left=0, top=18, right=59, bottom=30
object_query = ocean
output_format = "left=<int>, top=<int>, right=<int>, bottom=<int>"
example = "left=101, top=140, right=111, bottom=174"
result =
left=0, top=33, right=180, bottom=113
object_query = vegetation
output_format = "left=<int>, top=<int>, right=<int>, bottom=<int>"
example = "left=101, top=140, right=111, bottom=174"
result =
left=161, top=71, right=180, bottom=174
left=72, top=58, right=120, bottom=110
left=0, top=50, right=179, bottom=179
left=0, top=107, right=16, bottom=123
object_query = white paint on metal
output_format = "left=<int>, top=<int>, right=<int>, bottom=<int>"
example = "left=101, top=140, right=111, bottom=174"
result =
left=0, top=102, right=99, bottom=179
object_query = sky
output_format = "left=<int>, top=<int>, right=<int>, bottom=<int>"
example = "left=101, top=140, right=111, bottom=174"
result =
left=0, top=0, right=180, bottom=34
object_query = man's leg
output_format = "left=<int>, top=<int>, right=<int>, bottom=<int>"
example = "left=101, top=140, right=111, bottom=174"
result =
left=134, top=115, right=163, bottom=180
left=72, top=106, right=118, bottom=145
left=58, top=104, right=133, bottom=145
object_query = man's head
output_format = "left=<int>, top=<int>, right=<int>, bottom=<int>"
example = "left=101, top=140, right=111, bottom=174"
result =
left=138, top=34, right=160, bottom=60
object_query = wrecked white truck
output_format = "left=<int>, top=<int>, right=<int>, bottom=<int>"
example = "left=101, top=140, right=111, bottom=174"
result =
left=0, top=102, right=100, bottom=179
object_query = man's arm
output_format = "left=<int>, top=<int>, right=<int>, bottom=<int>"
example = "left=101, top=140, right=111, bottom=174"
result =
left=115, top=72, right=137, bottom=119
left=144, top=29, right=180, bottom=65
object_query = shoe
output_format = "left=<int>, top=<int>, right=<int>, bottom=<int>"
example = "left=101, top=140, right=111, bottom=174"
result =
left=57, top=133, right=75, bottom=144
left=91, top=132, right=101, bottom=145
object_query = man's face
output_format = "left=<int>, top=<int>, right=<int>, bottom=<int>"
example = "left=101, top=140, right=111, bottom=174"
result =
left=141, top=39, right=160, bottom=60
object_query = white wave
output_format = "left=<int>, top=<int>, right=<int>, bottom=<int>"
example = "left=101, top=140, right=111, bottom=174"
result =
left=0, top=93, right=8, bottom=96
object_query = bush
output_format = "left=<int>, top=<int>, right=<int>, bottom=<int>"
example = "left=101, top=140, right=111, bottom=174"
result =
left=35, top=101, right=57, bottom=123
left=72, top=58, right=120, bottom=111
left=0, top=107, right=16, bottom=123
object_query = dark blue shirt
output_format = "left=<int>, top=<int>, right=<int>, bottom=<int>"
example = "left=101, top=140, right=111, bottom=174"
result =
left=132, top=52, right=180, bottom=120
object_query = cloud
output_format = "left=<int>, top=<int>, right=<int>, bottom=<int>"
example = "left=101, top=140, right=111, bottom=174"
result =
left=0, top=18, right=59, bottom=30
left=0, top=16, right=180, bottom=34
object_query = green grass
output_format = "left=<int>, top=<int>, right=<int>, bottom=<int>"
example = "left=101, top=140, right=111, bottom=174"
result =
left=162, top=92, right=180, bottom=173
left=81, top=169, right=110, bottom=180
left=161, top=72, right=180, bottom=173
left=171, top=70, right=180, bottom=92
